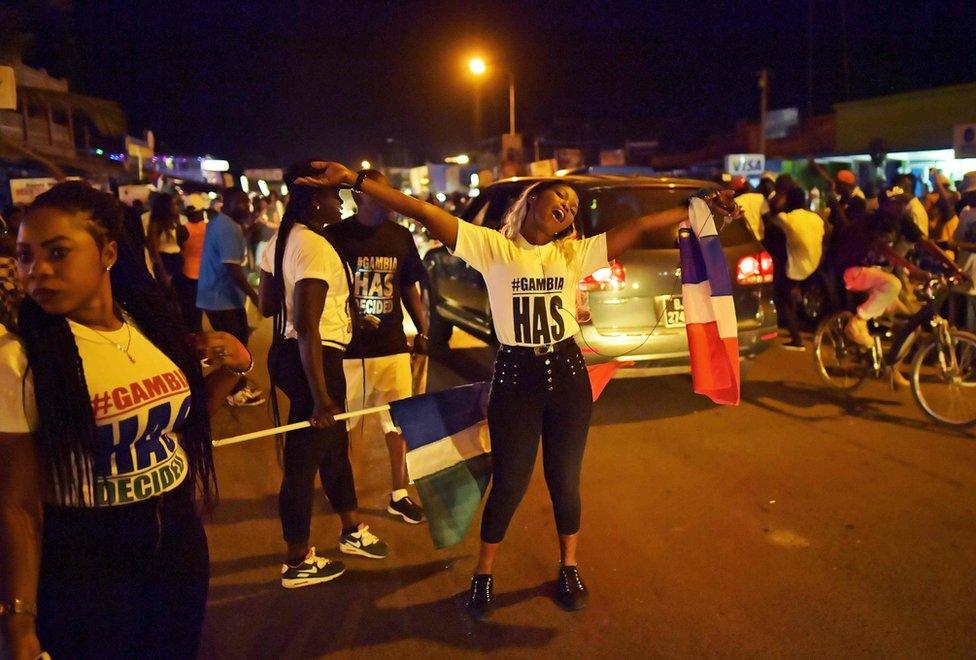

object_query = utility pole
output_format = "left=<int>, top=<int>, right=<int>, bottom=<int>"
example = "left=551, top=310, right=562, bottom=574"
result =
left=473, top=81, right=482, bottom=145
left=806, top=0, right=814, bottom=117
left=508, top=71, right=516, bottom=135
left=839, top=0, right=851, bottom=100
left=758, top=68, right=768, bottom=155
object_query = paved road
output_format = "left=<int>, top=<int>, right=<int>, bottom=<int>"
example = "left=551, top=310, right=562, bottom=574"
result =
left=200, top=321, right=976, bottom=659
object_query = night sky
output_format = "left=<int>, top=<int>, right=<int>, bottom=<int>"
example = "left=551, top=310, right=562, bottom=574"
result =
left=19, top=0, right=976, bottom=168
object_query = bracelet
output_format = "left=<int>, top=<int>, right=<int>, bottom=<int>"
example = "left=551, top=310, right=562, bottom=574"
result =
left=0, top=598, right=37, bottom=617
left=416, top=333, right=428, bottom=340
left=225, top=351, right=254, bottom=376
left=352, top=170, right=368, bottom=193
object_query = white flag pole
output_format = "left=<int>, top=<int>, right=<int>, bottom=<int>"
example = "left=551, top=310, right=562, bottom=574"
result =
left=212, top=404, right=391, bottom=447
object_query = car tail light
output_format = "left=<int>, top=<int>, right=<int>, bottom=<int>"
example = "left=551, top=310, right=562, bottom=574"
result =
left=579, top=261, right=626, bottom=291
left=736, top=251, right=774, bottom=285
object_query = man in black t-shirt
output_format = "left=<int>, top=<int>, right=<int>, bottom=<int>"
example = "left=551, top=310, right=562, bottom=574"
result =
left=837, top=187, right=959, bottom=349
left=325, top=170, right=429, bottom=524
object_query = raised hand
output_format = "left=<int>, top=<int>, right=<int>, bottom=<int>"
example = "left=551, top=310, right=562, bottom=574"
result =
left=702, top=189, right=744, bottom=222
left=293, top=161, right=355, bottom=189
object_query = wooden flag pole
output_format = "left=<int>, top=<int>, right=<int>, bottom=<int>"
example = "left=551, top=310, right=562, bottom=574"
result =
left=212, top=404, right=391, bottom=447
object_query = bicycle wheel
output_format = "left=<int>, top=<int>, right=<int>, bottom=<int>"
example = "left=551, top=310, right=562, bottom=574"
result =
left=911, top=330, right=976, bottom=427
left=813, top=311, right=869, bottom=392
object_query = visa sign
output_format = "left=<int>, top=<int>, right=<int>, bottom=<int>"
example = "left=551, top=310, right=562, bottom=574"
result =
left=725, top=153, right=765, bottom=177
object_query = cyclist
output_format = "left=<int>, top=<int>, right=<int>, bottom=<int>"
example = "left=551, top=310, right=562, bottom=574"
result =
left=834, top=187, right=962, bottom=370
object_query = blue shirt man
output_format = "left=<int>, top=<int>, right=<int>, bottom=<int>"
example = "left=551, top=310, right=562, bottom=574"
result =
left=197, top=211, right=247, bottom=311
left=196, top=187, right=264, bottom=407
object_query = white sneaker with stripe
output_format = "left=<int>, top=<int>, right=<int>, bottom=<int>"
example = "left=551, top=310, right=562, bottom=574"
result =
left=280, top=547, right=345, bottom=588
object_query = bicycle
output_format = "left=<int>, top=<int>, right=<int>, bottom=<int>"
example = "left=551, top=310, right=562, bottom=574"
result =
left=813, top=272, right=976, bottom=427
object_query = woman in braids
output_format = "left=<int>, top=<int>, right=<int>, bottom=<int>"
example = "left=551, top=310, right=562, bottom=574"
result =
left=0, top=182, right=250, bottom=659
left=258, top=161, right=388, bottom=591
left=294, top=162, right=740, bottom=618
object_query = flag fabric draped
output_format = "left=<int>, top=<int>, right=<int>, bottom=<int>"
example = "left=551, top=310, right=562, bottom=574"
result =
left=677, top=197, right=740, bottom=405
left=390, top=382, right=491, bottom=549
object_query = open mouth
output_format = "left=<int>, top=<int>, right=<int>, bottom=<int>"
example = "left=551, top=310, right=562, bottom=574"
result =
left=31, top=288, right=59, bottom=302
left=552, top=208, right=566, bottom=222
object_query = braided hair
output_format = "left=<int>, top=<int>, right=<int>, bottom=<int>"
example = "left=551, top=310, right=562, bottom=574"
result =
left=267, top=160, right=325, bottom=431
left=18, top=182, right=217, bottom=507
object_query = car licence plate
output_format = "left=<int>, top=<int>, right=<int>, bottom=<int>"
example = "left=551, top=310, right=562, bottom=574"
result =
left=659, top=295, right=685, bottom=328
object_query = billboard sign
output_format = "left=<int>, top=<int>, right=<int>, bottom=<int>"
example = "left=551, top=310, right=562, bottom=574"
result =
left=724, top=153, right=765, bottom=178
left=10, top=178, right=58, bottom=206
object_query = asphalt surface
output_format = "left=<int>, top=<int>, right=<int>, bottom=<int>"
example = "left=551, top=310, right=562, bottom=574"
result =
left=200, top=320, right=976, bottom=659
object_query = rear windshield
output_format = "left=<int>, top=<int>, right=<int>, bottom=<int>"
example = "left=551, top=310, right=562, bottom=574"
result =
left=580, top=187, right=757, bottom=249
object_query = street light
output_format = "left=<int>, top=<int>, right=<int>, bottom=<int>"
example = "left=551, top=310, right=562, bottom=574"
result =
left=465, top=57, right=516, bottom=136
left=361, top=160, right=371, bottom=170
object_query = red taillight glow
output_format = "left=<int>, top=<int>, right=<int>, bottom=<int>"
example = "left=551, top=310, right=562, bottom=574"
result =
left=579, top=261, right=626, bottom=291
left=736, top=251, right=774, bottom=285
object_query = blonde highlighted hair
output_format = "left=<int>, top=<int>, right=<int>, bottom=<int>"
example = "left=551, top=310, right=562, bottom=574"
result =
left=500, top=181, right=577, bottom=250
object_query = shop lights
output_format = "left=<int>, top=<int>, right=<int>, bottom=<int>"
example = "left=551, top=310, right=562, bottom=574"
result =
left=202, top=159, right=230, bottom=172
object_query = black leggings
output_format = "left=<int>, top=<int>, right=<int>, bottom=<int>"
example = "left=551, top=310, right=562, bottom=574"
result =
left=480, top=340, right=593, bottom=544
left=36, top=480, right=209, bottom=659
left=270, top=339, right=358, bottom=544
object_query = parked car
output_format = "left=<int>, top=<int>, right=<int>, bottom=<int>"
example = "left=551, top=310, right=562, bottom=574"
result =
left=423, top=175, right=779, bottom=376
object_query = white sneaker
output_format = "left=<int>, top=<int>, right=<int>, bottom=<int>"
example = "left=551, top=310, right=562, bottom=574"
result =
left=280, top=547, right=345, bottom=588
left=339, top=524, right=389, bottom=559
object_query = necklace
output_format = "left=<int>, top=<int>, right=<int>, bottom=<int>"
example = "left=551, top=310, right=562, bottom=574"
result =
left=88, top=320, right=136, bottom=364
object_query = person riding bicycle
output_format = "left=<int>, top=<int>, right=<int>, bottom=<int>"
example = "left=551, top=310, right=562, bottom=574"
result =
left=833, top=186, right=962, bottom=354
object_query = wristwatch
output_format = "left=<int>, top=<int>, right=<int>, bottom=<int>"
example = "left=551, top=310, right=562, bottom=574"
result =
left=352, top=170, right=368, bottom=193
left=0, top=598, right=37, bottom=617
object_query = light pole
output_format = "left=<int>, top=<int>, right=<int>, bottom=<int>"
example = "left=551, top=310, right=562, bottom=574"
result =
left=467, top=56, right=516, bottom=136
left=468, top=58, right=486, bottom=143
left=507, top=70, right=515, bottom=135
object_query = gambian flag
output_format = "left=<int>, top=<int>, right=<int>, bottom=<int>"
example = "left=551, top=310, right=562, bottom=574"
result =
left=677, top=197, right=740, bottom=405
left=390, top=382, right=491, bottom=549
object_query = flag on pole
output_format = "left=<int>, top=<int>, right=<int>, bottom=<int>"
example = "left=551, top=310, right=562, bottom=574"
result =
left=678, top=198, right=740, bottom=405
left=389, top=382, right=491, bottom=549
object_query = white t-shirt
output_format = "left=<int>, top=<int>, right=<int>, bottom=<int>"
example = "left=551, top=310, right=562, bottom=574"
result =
left=451, top=220, right=608, bottom=346
left=735, top=192, right=769, bottom=240
left=772, top=209, right=825, bottom=281
left=907, top=196, right=929, bottom=238
left=0, top=320, right=190, bottom=507
left=260, top=223, right=353, bottom=349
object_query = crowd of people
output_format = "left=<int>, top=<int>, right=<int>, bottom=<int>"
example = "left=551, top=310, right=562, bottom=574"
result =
left=0, top=157, right=972, bottom=657
left=732, top=165, right=976, bottom=385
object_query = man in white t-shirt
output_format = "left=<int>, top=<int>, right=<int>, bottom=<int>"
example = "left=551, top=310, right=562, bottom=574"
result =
left=769, top=186, right=825, bottom=350
left=893, top=173, right=929, bottom=238
left=735, top=176, right=774, bottom=240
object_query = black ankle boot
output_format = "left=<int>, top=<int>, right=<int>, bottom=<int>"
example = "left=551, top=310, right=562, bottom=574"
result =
left=556, top=565, right=588, bottom=611
left=467, top=574, right=494, bottom=620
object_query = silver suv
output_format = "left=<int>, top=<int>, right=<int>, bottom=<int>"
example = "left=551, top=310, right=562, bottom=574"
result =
left=423, top=175, right=778, bottom=375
